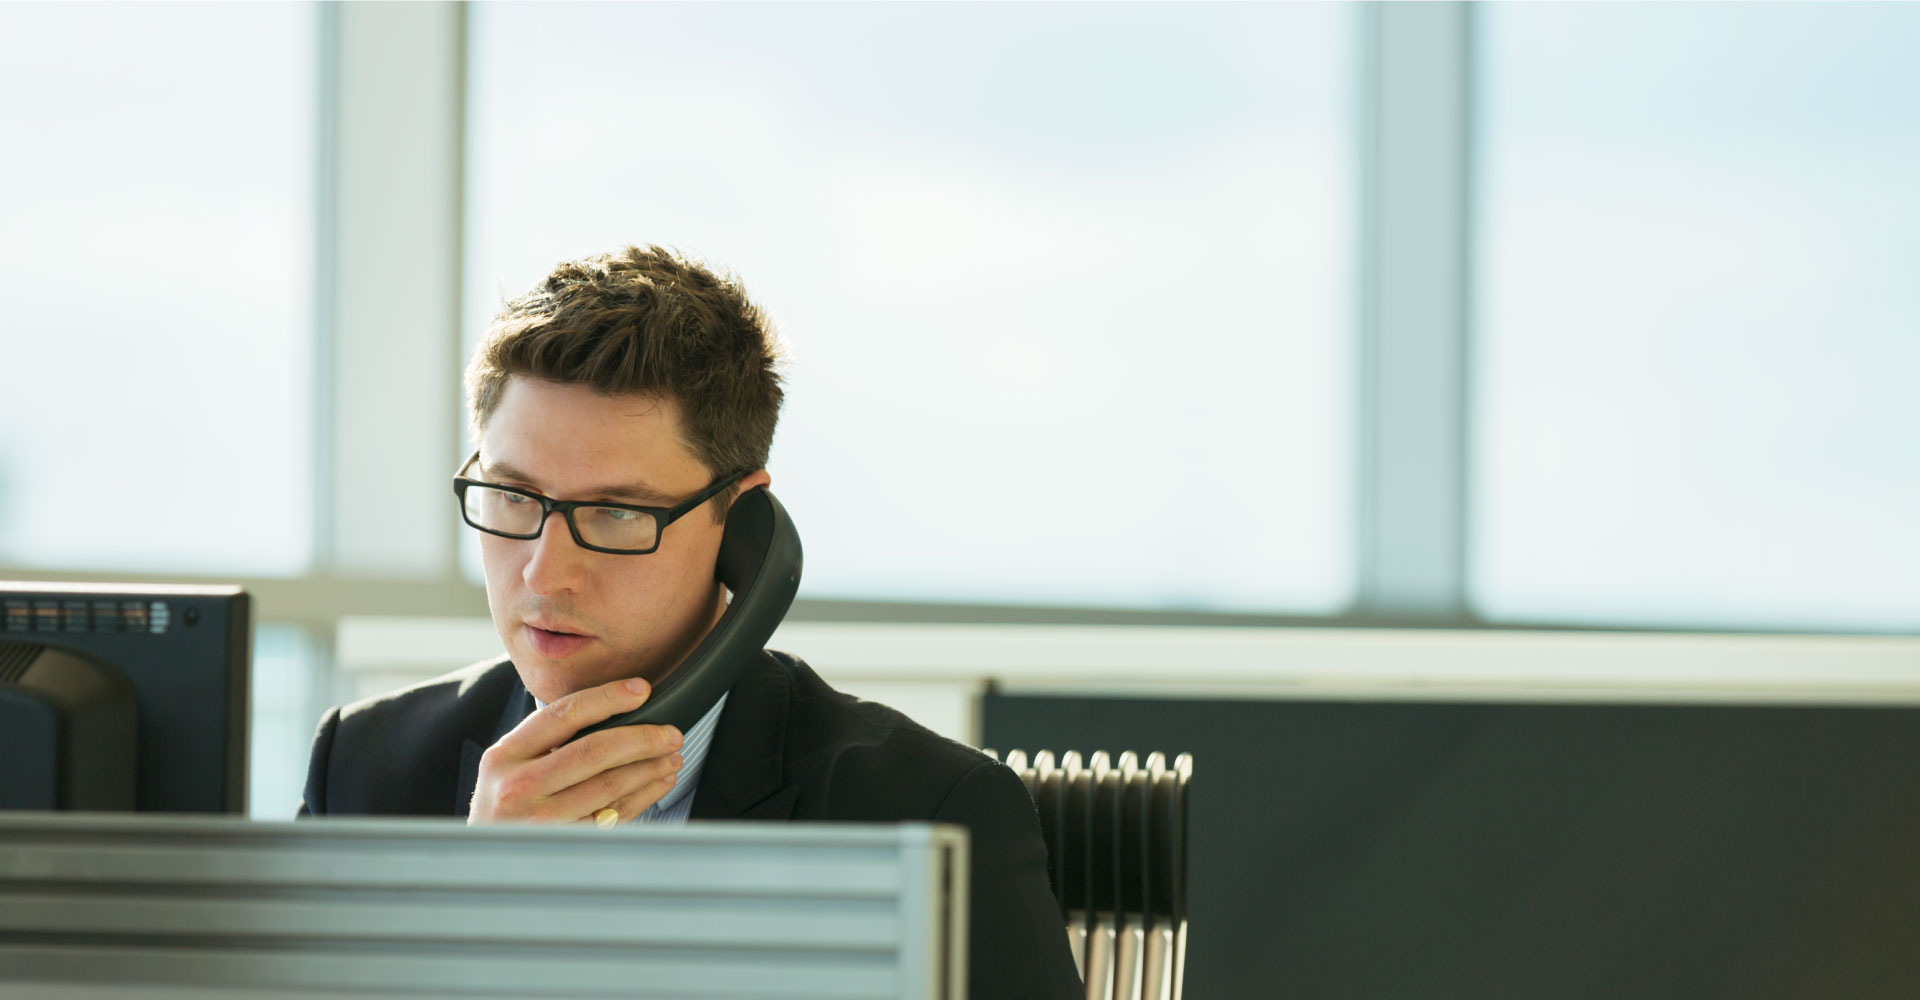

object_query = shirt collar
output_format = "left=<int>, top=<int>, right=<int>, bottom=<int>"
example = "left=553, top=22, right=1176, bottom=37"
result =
left=645, top=690, right=727, bottom=818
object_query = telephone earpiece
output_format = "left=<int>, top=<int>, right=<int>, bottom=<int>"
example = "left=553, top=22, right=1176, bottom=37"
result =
left=572, top=486, right=802, bottom=738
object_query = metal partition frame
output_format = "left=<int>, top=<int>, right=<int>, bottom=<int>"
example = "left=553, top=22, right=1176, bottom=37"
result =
left=0, top=814, right=966, bottom=1000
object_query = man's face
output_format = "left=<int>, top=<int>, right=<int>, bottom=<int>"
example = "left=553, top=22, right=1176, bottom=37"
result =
left=473, top=376, right=770, bottom=704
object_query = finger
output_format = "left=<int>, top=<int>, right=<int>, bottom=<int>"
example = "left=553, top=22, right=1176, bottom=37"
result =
left=494, top=677, right=653, bottom=759
left=550, top=752, right=684, bottom=825
left=533, top=722, right=684, bottom=796
left=597, top=767, right=686, bottom=826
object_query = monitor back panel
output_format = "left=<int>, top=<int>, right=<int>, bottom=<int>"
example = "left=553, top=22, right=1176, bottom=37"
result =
left=0, top=583, right=249, bottom=813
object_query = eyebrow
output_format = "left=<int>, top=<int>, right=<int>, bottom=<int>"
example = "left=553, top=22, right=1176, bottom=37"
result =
left=479, top=458, right=677, bottom=505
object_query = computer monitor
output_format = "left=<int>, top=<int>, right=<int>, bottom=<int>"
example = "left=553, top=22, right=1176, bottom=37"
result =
left=0, top=581, right=249, bottom=814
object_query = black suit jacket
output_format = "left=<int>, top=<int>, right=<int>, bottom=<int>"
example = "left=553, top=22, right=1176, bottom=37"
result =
left=300, top=649, right=1082, bottom=999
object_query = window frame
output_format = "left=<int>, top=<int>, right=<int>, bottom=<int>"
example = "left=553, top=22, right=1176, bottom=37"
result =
left=5, top=3, right=1907, bottom=715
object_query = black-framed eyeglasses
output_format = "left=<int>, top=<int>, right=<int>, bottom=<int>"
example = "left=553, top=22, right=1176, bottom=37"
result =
left=452, top=451, right=741, bottom=555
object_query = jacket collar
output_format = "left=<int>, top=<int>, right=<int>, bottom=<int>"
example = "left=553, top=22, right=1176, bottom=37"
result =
left=689, top=651, right=800, bottom=821
left=455, top=667, right=534, bottom=818
left=452, top=653, right=801, bottom=822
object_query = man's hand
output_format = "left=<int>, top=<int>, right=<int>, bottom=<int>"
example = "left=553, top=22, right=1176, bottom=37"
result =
left=468, top=677, right=685, bottom=826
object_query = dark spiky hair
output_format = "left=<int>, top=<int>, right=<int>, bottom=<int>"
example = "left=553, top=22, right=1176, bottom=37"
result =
left=466, top=245, right=784, bottom=518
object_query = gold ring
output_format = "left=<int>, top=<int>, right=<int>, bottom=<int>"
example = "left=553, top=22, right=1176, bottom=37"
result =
left=593, top=807, right=620, bottom=828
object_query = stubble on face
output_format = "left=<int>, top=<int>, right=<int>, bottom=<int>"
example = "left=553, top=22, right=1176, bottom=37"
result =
left=473, top=377, right=731, bottom=704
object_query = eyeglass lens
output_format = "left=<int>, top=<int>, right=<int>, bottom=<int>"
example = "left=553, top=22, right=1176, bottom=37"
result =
left=461, top=484, right=661, bottom=551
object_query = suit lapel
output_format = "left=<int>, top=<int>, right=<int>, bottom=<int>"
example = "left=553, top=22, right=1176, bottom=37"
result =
left=450, top=655, right=798, bottom=822
left=689, top=652, right=800, bottom=821
left=456, top=677, right=534, bottom=818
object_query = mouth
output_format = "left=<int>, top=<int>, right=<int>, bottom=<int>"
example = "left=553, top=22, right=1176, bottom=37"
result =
left=526, top=618, right=590, bottom=637
left=523, top=621, right=595, bottom=658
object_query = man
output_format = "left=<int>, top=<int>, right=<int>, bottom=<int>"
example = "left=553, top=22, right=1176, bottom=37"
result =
left=298, top=245, right=1083, bottom=998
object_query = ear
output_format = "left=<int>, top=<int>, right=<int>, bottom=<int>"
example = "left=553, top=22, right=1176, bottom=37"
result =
left=736, top=469, right=772, bottom=493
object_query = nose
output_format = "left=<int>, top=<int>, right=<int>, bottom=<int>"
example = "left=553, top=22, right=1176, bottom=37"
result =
left=520, top=510, right=590, bottom=595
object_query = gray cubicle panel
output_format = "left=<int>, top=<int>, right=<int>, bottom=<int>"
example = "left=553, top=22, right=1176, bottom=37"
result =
left=0, top=814, right=967, bottom=999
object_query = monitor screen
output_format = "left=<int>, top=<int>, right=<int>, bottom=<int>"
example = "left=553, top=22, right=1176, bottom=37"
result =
left=0, top=582, right=249, bottom=814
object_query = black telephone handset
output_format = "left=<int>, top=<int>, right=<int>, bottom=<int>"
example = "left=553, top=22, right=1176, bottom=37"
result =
left=571, top=486, right=803, bottom=739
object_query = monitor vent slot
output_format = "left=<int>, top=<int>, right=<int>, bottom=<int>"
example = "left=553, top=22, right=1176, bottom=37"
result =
left=0, top=641, right=43, bottom=684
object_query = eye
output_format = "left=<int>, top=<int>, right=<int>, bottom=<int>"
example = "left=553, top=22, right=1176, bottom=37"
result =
left=499, top=491, right=534, bottom=505
left=596, top=506, right=642, bottom=522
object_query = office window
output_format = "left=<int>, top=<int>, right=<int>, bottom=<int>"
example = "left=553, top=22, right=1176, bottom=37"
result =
left=249, top=623, right=315, bottom=819
left=469, top=3, right=1357, bottom=613
left=1470, top=5, right=1920, bottom=630
left=0, top=4, right=317, bottom=575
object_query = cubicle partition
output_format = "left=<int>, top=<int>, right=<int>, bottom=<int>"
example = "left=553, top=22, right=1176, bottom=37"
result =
left=0, top=814, right=967, bottom=999
left=984, top=692, right=1920, bottom=1000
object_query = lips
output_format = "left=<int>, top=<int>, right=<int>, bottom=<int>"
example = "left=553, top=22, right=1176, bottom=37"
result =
left=523, top=621, right=594, bottom=659
left=525, top=617, right=591, bottom=637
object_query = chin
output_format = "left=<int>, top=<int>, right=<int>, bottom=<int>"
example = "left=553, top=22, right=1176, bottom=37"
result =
left=510, top=664, right=564, bottom=707
left=508, top=650, right=595, bottom=706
